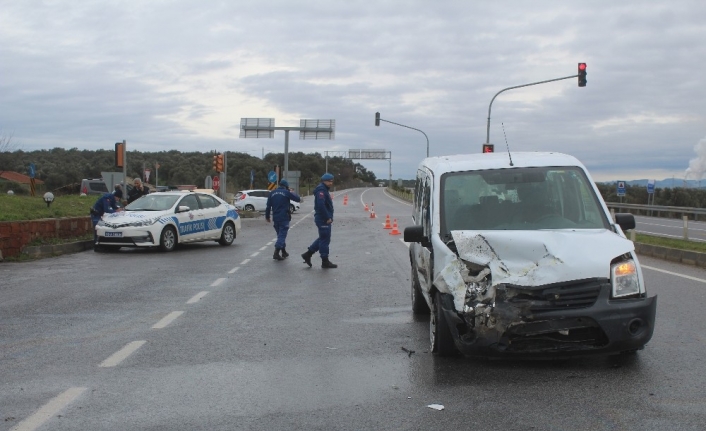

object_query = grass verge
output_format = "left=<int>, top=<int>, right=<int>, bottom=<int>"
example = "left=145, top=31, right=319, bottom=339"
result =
left=634, top=233, right=706, bottom=253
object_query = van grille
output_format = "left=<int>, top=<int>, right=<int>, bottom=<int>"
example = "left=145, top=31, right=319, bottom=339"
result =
left=506, top=278, right=606, bottom=311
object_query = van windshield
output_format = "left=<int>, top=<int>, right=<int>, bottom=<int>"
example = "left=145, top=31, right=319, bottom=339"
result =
left=440, top=166, right=610, bottom=235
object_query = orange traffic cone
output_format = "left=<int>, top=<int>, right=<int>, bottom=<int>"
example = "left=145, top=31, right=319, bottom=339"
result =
left=364, top=203, right=369, bottom=211
left=370, top=203, right=376, bottom=218
left=383, top=214, right=392, bottom=229
left=389, top=219, right=401, bottom=235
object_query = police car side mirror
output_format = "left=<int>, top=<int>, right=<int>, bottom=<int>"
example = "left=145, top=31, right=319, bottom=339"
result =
left=176, top=205, right=191, bottom=213
left=614, top=213, right=636, bottom=231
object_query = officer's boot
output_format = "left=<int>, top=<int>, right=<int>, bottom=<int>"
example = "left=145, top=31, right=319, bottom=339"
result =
left=281, top=248, right=289, bottom=258
left=301, top=250, right=314, bottom=267
left=273, top=248, right=284, bottom=261
left=322, top=258, right=338, bottom=269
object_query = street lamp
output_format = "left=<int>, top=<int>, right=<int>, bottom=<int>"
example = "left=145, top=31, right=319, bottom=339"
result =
left=43, top=192, right=54, bottom=208
left=374, top=112, right=429, bottom=158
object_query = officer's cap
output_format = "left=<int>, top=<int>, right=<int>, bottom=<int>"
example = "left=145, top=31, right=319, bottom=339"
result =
left=321, top=173, right=334, bottom=181
left=279, top=179, right=289, bottom=188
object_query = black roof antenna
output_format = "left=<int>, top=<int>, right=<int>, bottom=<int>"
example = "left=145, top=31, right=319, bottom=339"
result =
left=501, top=123, right=514, bottom=166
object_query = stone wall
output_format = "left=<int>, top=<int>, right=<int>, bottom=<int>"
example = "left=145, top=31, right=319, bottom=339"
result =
left=0, top=216, right=92, bottom=258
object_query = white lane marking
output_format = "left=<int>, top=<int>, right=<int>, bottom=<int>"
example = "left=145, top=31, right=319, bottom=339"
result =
left=228, top=266, right=240, bottom=274
left=187, top=291, right=209, bottom=304
left=251, top=251, right=260, bottom=257
left=259, top=246, right=267, bottom=251
left=400, top=239, right=410, bottom=248
left=98, top=340, right=146, bottom=368
left=152, top=311, right=184, bottom=329
left=240, top=259, right=251, bottom=265
left=211, top=278, right=226, bottom=287
left=267, top=241, right=274, bottom=245
left=10, top=387, right=87, bottom=431
left=641, top=265, right=706, bottom=283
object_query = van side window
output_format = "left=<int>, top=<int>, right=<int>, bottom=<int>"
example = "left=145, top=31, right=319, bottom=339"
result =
left=422, top=176, right=432, bottom=238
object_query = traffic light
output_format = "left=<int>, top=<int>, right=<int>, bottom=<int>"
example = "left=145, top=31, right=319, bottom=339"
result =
left=375, top=112, right=380, bottom=127
left=115, top=142, right=124, bottom=168
left=213, top=153, right=224, bottom=172
left=482, top=144, right=494, bottom=153
left=578, top=63, right=587, bottom=87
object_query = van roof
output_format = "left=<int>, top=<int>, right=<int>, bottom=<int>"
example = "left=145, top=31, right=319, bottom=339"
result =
left=418, top=152, right=585, bottom=174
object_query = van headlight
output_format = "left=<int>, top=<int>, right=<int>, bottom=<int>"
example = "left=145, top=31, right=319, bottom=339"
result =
left=611, top=260, right=640, bottom=298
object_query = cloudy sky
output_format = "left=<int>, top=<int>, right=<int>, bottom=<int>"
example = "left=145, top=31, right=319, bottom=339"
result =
left=2, top=0, right=705, bottom=182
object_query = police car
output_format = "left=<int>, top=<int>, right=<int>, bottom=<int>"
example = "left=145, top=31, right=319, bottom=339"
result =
left=95, top=191, right=241, bottom=252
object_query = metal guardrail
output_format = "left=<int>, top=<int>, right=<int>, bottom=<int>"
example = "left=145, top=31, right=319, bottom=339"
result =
left=606, top=202, right=704, bottom=241
left=386, top=188, right=413, bottom=202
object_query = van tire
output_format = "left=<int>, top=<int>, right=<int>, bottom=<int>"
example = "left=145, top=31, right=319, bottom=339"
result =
left=159, top=226, right=177, bottom=252
left=430, top=291, right=457, bottom=356
left=411, top=266, right=430, bottom=314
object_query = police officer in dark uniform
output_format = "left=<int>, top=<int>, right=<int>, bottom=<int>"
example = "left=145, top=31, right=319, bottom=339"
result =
left=90, top=191, right=121, bottom=251
left=265, top=179, right=301, bottom=261
left=301, top=173, right=337, bottom=269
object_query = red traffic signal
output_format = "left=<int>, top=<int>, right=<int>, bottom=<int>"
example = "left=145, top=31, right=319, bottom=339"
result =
left=578, top=63, right=587, bottom=87
left=482, top=144, right=494, bottom=153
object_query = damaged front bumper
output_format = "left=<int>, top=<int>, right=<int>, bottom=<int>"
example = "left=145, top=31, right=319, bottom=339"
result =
left=438, top=283, right=657, bottom=358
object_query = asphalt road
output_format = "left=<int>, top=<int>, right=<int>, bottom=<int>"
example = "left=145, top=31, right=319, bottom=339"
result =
left=1, top=187, right=705, bottom=430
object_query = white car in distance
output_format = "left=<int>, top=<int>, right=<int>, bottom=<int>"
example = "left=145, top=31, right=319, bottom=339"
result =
left=233, top=189, right=300, bottom=213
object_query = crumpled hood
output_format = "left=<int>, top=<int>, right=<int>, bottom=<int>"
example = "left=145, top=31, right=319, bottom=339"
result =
left=450, top=229, right=634, bottom=287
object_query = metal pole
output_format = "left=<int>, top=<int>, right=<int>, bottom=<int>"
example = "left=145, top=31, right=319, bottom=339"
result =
left=122, top=140, right=126, bottom=202
left=378, top=118, right=429, bottom=157
left=325, top=151, right=328, bottom=173
left=222, top=151, right=227, bottom=200
left=389, top=152, right=392, bottom=185
left=283, top=130, right=289, bottom=183
left=486, top=74, right=577, bottom=144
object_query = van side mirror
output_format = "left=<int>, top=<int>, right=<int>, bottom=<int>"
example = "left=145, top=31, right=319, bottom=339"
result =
left=614, top=213, right=636, bottom=231
left=404, top=225, right=427, bottom=243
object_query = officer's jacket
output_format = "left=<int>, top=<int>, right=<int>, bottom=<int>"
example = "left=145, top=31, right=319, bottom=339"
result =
left=313, top=182, right=334, bottom=224
left=266, top=187, right=301, bottom=222
left=91, top=193, right=119, bottom=217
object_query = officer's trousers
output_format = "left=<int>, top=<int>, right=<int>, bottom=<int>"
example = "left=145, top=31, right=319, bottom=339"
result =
left=273, top=220, right=290, bottom=249
left=308, top=223, right=332, bottom=258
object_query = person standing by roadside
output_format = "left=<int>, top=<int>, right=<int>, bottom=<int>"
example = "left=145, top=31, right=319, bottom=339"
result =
left=266, top=179, right=301, bottom=261
left=90, top=192, right=121, bottom=251
left=127, top=178, right=149, bottom=204
left=301, top=173, right=337, bottom=269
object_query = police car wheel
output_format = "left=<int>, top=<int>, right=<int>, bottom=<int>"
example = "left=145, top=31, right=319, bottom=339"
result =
left=218, top=222, right=235, bottom=246
left=159, top=226, right=177, bottom=252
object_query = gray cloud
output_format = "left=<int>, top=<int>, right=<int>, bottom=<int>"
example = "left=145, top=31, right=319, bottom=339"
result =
left=1, top=0, right=705, bottom=182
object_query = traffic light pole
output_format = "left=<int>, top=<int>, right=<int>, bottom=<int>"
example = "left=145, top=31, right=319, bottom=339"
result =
left=485, top=74, right=579, bottom=145
left=375, top=114, right=429, bottom=158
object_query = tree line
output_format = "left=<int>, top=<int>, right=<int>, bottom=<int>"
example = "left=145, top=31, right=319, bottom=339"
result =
left=0, top=148, right=378, bottom=195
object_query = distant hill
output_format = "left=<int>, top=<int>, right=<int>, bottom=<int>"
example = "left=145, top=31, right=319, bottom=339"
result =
left=600, top=178, right=706, bottom=189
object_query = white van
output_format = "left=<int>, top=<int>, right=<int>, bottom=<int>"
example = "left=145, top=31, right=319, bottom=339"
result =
left=404, top=152, right=657, bottom=358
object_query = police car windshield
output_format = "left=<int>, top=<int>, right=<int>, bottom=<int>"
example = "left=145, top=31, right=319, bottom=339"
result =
left=126, top=194, right=181, bottom=211
left=441, top=166, right=610, bottom=234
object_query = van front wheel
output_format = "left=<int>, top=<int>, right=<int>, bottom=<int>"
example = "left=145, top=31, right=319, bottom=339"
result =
left=411, top=266, right=430, bottom=314
left=430, top=291, right=457, bottom=356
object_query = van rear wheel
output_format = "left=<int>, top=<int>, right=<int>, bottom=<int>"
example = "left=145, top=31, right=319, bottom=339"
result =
left=430, top=291, right=458, bottom=356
